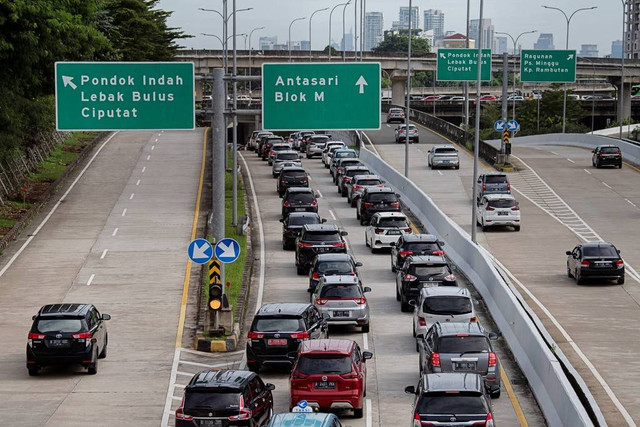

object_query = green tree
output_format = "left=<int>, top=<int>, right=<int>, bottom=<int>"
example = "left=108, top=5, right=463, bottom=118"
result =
left=372, top=33, right=430, bottom=55
left=515, top=89, right=587, bottom=135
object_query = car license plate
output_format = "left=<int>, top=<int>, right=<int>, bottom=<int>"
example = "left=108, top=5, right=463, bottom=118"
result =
left=387, top=230, right=401, bottom=235
left=199, top=420, right=222, bottom=427
left=497, top=211, right=508, bottom=216
left=442, top=160, right=451, bottom=163
left=48, top=339, right=70, bottom=348
left=268, top=338, right=287, bottom=346
left=295, top=207, right=306, bottom=211
left=454, top=361, right=476, bottom=371
left=333, top=311, right=350, bottom=317
left=315, top=381, right=336, bottom=389
left=594, top=263, right=611, bottom=268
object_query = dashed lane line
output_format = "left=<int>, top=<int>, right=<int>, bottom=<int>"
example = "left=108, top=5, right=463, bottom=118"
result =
left=86, top=274, right=95, bottom=286
left=100, top=249, right=108, bottom=260
left=111, top=228, right=118, bottom=237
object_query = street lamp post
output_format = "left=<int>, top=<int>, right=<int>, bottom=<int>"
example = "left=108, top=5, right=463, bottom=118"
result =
left=199, top=6, right=253, bottom=75
left=495, top=30, right=536, bottom=121
left=404, top=0, right=413, bottom=178
left=310, top=8, right=329, bottom=60
left=342, top=1, right=350, bottom=61
left=329, top=2, right=350, bottom=61
left=620, top=0, right=627, bottom=140
left=542, top=5, right=597, bottom=133
left=289, top=17, right=307, bottom=62
left=471, top=0, right=484, bottom=244
left=247, top=26, right=265, bottom=93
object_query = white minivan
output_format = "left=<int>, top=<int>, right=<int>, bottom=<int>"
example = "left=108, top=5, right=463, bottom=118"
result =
left=476, top=194, right=521, bottom=232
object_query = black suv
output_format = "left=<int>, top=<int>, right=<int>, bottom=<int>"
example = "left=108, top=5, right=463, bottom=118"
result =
left=592, top=145, right=623, bottom=168
left=390, top=234, right=445, bottom=272
left=308, top=253, right=362, bottom=293
left=277, top=167, right=308, bottom=197
left=417, top=322, right=501, bottom=398
left=175, top=369, right=275, bottom=426
left=295, top=224, right=348, bottom=275
left=396, top=255, right=457, bottom=312
left=405, top=373, right=494, bottom=426
left=280, top=212, right=324, bottom=250
left=245, top=303, right=328, bottom=372
left=282, top=187, right=318, bottom=218
left=566, top=242, right=625, bottom=285
left=26, top=303, right=110, bottom=376
left=356, top=187, right=401, bottom=225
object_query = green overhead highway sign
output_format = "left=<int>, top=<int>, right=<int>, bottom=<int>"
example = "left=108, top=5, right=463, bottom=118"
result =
left=262, top=63, right=380, bottom=130
left=55, top=62, right=195, bottom=131
left=437, top=49, right=492, bottom=82
left=520, top=50, right=576, bottom=83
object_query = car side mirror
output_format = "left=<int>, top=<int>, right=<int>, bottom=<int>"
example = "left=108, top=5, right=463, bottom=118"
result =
left=355, top=262, right=363, bottom=267
left=416, top=333, right=424, bottom=340
left=381, top=180, right=386, bottom=184
left=565, top=251, right=572, bottom=256
left=363, top=351, right=373, bottom=360
left=408, top=299, right=416, bottom=307
left=101, top=314, right=111, bottom=321
left=427, top=150, right=431, bottom=153
left=321, top=218, right=327, bottom=223
left=488, top=332, right=500, bottom=340
left=307, top=288, right=313, bottom=293
left=32, top=315, right=36, bottom=320
left=404, top=386, right=416, bottom=395
left=438, top=241, right=445, bottom=246
left=396, top=194, right=401, bottom=198
left=450, top=265, right=457, bottom=271
left=265, top=383, right=276, bottom=391
left=363, top=287, right=372, bottom=293
left=340, top=231, right=348, bottom=236
left=279, top=218, right=284, bottom=223
left=617, top=249, right=621, bottom=254
left=389, top=242, right=396, bottom=247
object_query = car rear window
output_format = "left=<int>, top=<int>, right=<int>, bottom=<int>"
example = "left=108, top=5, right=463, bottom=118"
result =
left=289, top=216, right=320, bottom=226
left=435, top=148, right=457, bottom=154
left=356, top=179, right=382, bottom=186
left=378, top=218, right=407, bottom=227
left=320, top=284, right=362, bottom=298
left=487, top=199, right=516, bottom=208
left=346, top=169, right=369, bottom=177
left=304, top=231, right=341, bottom=242
left=253, top=317, right=303, bottom=332
left=336, top=152, right=357, bottom=159
left=436, top=336, right=491, bottom=353
left=282, top=170, right=306, bottom=178
left=273, top=145, right=289, bottom=152
left=184, top=392, right=240, bottom=412
left=36, top=318, right=84, bottom=333
left=286, top=193, right=314, bottom=203
left=484, top=175, right=508, bottom=184
left=423, top=296, right=472, bottom=315
left=410, top=265, right=448, bottom=276
left=601, top=147, right=620, bottom=154
left=277, top=153, right=299, bottom=161
left=367, top=193, right=397, bottom=203
left=296, top=355, right=352, bottom=375
left=340, top=160, right=362, bottom=168
left=416, top=393, right=487, bottom=415
left=404, top=242, right=440, bottom=253
left=583, top=245, right=618, bottom=257
left=312, top=142, right=327, bottom=148
left=317, top=261, right=353, bottom=275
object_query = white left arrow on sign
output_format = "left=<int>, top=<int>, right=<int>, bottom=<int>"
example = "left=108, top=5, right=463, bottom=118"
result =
left=355, top=76, right=368, bottom=94
left=62, top=76, right=77, bottom=90
left=218, top=241, right=236, bottom=258
left=192, top=242, right=211, bottom=259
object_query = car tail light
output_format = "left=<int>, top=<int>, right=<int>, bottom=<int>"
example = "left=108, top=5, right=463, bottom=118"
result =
left=485, top=206, right=495, bottom=211
left=228, top=396, right=252, bottom=421
left=72, top=332, right=92, bottom=340
left=472, top=413, right=494, bottom=427
left=600, top=153, right=606, bottom=157
left=432, top=250, right=444, bottom=256
left=301, top=178, right=308, bottom=183
left=333, top=242, right=346, bottom=247
left=616, top=259, right=624, bottom=267
left=175, top=397, right=193, bottom=421
left=377, top=184, right=385, bottom=188
left=353, top=185, right=362, bottom=190
left=298, top=242, right=313, bottom=247
left=311, top=201, right=317, bottom=207
left=507, top=182, right=511, bottom=191
left=284, top=201, right=290, bottom=207
left=405, top=227, right=412, bottom=233
left=405, top=274, right=417, bottom=281
left=290, top=331, right=310, bottom=339
left=430, top=352, right=440, bottom=367
left=270, top=151, right=275, bottom=156
left=418, top=317, right=426, bottom=326
left=482, top=183, right=486, bottom=191
left=470, top=316, right=477, bottom=322
left=338, top=167, right=344, bottom=173
left=315, top=298, right=328, bottom=305
left=312, top=272, right=320, bottom=279
left=247, top=331, right=264, bottom=339
left=457, top=333, right=470, bottom=337
left=391, top=202, right=400, bottom=208
left=353, top=297, right=367, bottom=305
left=341, top=371, right=358, bottom=379
left=363, top=202, right=373, bottom=208
left=280, top=176, right=285, bottom=182
left=511, top=206, right=520, bottom=211
left=412, top=129, right=418, bottom=134
left=444, top=274, right=456, bottom=281
left=399, top=250, right=413, bottom=257
left=344, top=176, right=352, bottom=182
left=28, top=333, right=46, bottom=340
left=488, top=352, right=497, bottom=367
left=292, top=372, right=308, bottom=379
left=375, top=228, right=384, bottom=233
left=580, top=260, right=590, bottom=267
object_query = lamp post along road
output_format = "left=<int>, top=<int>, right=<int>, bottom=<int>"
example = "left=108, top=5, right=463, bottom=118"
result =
left=496, top=30, right=536, bottom=121
left=542, top=5, right=597, bottom=133
left=471, top=0, right=484, bottom=244
left=620, top=0, right=627, bottom=140
left=248, top=27, right=265, bottom=93
left=342, top=1, right=351, bottom=61
left=289, top=17, right=306, bottom=62
left=463, top=0, right=470, bottom=130
left=329, top=2, right=349, bottom=62
left=404, top=0, right=412, bottom=178
left=310, top=8, right=329, bottom=60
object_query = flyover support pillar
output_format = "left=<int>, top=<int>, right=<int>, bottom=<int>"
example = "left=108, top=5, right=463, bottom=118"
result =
left=390, top=69, right=413, bottom=107
left=195, top=80, right=204, bottom=102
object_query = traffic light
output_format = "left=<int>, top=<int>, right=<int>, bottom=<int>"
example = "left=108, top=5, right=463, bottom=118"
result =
left=209, top=283, right=223, bottom=311
left=505, top=142, right=511, bottom=155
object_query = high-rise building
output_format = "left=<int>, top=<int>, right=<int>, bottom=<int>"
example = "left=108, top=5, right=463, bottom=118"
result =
left=423, top=9, right=444, bottom=40
left=495, top=36, right=509, bottom=55
left=259, top=36, right=277, bottom=50
left=611, top=40, right=623, bottom=58
left=626, top=1, right=637, bottom=58
left=469, top=19, right=494, bottom=50
left=398, top=6, right=419, bottom=30
left=300, top=41, right=310, bottom=51
left=342, top=29, right=354, bottom=51
left=533, top=33, right=555, bottom=50
left=364, top=12, right=384, bottom=51
left=579, top=44, right=599, bottom=57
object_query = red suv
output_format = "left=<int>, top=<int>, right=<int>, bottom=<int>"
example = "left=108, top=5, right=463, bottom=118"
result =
left=289, top=339, right=373, bottom=418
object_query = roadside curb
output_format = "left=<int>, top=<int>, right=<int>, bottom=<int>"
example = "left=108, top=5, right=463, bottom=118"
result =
left=193, top=322, right=241, bottom=352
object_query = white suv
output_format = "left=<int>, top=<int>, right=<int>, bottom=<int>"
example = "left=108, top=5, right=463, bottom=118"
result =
left=365, top=212, right=412, bottom=252
left=427, top=145, right=460, bottom=169
left=476, top=194, right=520, bottom=232
left=322, top=141, right=346, bottom=166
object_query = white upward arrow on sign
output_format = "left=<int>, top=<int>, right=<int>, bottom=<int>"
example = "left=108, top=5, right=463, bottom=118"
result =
left=62, top=75, right=77, bottom=90
left=355, top=75, right=368, bottom=94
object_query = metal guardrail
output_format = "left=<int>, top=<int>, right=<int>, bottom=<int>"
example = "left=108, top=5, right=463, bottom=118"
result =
left=358, top=145, right=604, bottom=426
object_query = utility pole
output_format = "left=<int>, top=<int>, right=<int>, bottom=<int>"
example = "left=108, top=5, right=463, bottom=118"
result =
left=471, top=0, right=484, bottom=244
left=404, top=0, right=412, bottom=178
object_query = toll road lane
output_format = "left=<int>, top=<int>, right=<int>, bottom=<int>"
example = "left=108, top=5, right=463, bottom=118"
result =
left=366, top=117, right=638, bottom=424
left=238, top=147, right=539, bottom=425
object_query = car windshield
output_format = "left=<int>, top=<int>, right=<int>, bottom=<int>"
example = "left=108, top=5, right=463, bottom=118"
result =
left=277, top=153, right=299, bottom=161
left=346, top=169, right=370, bottom=177
left=339, top=160, right=362, bottom=168
left=601, top=147, right=620, bottom=154
left=411, top=265, right=448, bottom=276
left=422, top=296, right=472, bottom=315
left=304, top=231, right=341, bottom=242
left=367, top=193, right=396, bottom=203
left=404, top=242, right=440, bottom=253
left=289, top=216, right=320, bottom=226
left=583, top=245, right=618, bottom=257
left=253, top=317, right=303, bottom=332
left=184, top=392, right=240, bottom=412
left=378, top=218, right=407, bottom=227
left=36, top=318, right=83, bottom=333
left=416, top=394, right=487, bottom=415
left=435, top=148, right=457, bottom=154
left=282, top=170, right=306, bottom=178
left=437, top=336, right=491, bottom=353
left=317, top=261, right=353, bottom=275
left=320, top=284, right=362, bottom=298
left=357, top=179, right=382, bottom=186
left=484, top=175, right=507, bottom=184
left=286, top=193, right=314, bottom=204
left=488, top=199, right=516, bottom=208
left=296, top=356, right=352, bottom=375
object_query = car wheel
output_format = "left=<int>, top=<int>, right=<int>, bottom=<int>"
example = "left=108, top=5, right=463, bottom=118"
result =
left=347, top=195, right=352, bottom=203
left=490, top=388, right=501, bottom=399
left=353, top=408, right=364, bottom=419
left=356, top=210, right=361, bottom=220
left=341, top=188, right=347, bottom=197
left=28, top=367, right=39, bottom=376
left=412, top=322, right=416, bottom=338
left=99, top=334, right=108, bottom=359
left=365, top=237, right=370, bottom=247
left=247, top=362, right=261, bottom=373
left=416, top=340, right=420, bottom=353
left=514, top=226, right=521, bottom=232
left=360, top=218, right=366, bottom=226
left=87, top=349, right=98, bottom=375
left=395, top=284, right=400, bottom=301
left=306, top=154, right=311, bottom=159
left=567, top=266, right=573, bottom=278
left=576, top=273, right=583, bottom=285
left=296, top=266, right=307, bottom=275
left=618, top=276, right=625, bottom=285
left=481, top=224, right=488, bottom=232
left=455, top=165, right=460, bottom=170
left=361, top=323, right=370, bottom=333
left=619, top=163, right=623, bottom=169
left=272, top=173, right=277, bottom=178
left=400, top=295, right=411, bottom=312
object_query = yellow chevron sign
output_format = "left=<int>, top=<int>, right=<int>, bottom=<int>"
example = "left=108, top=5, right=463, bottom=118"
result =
left=209, top=259, right=221, bottom=284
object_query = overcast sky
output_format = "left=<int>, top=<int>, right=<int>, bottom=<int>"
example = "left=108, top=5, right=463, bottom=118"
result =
left=158, top=0, right=622, bottom=55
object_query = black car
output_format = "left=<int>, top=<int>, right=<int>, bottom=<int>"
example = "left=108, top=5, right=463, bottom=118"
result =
left=26, top=303, right=110, bottom=376
left=282, top=187, right=318, bottom=218
left=280, top=212, right=324, bottom=250
left=390, top=234, right=445, bottom=272
left=396, top=255, right=457, bottom=312
left=592, top=145, right=622, bottom=168
left=301, top=133, right=327, bottom=153
left=308, top=253, right=362, bottom=293
left=338, top=166, right=370, bottom=196
left=405, top=373, right=494, bottom=426
left=356, top=187, right=401, bottom=225
left=347, top=175, right=384, bottom=207
left=175, top=369, right=275, bottom=427
left=295, top=224, right=348, bottom=275
left=245, top=303, right=328, bottom=372
left=258, top=136, right=283, bottom=159
left=566, top=242, right=625, bottom=285
left=277, top=167, right=308, bottom=197
left=333, top=158, right=365, bottom=184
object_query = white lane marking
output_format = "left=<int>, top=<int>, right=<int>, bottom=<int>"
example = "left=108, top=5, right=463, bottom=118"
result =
left=490, top=256, right=637, bottom=426
left=626, top=199, right=637, bottom=207
left=100, top=249, right=108, bottom=259
left=550, top=151, right=559, bottom=155
left=602, top=182, right=612, bottom=189
left=362, top=131, right=381, bottom=157
left=329, top=209, right=337, bottom=220
left=122, top=208, right=127, bottom=217
left=155, top=138, right=158, bottom=142
left=136, top=179, right=141, bottom=186
left=142, top=166, right=146, bottom=173
left=0, top=132, right=118, bottom=279
left=180, top=347, right=245, bottom=357
left=584, top=169, right=592, bottom=175
left=172, top=396, right=181, bottom=401
left=366, top=398, right=372, bottom=427
left=129, top=193, right=135, bottom=200
left=567, top=158, right=575, bottom=164
left=386, top=124, right=390, bottom=128
left=86, top=274, right=95, bottom=286
left=147, top=154, right=151, bottom=161
left=112, top=228, right=119, bottom=237
left=438, top=170, right=443, bottom=176
left=316, top=189, right=323, bottom=198
left=161, top=348, right=181, bottom=426
left=152, top=145, right=155, bottom=150
left=362, top=332, right=369, bottom=350
left=176, top=371, right=193, bottom=377
left=179, top=360, right=237, bottom=368
left=174, top=384, right=186, bottom=389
